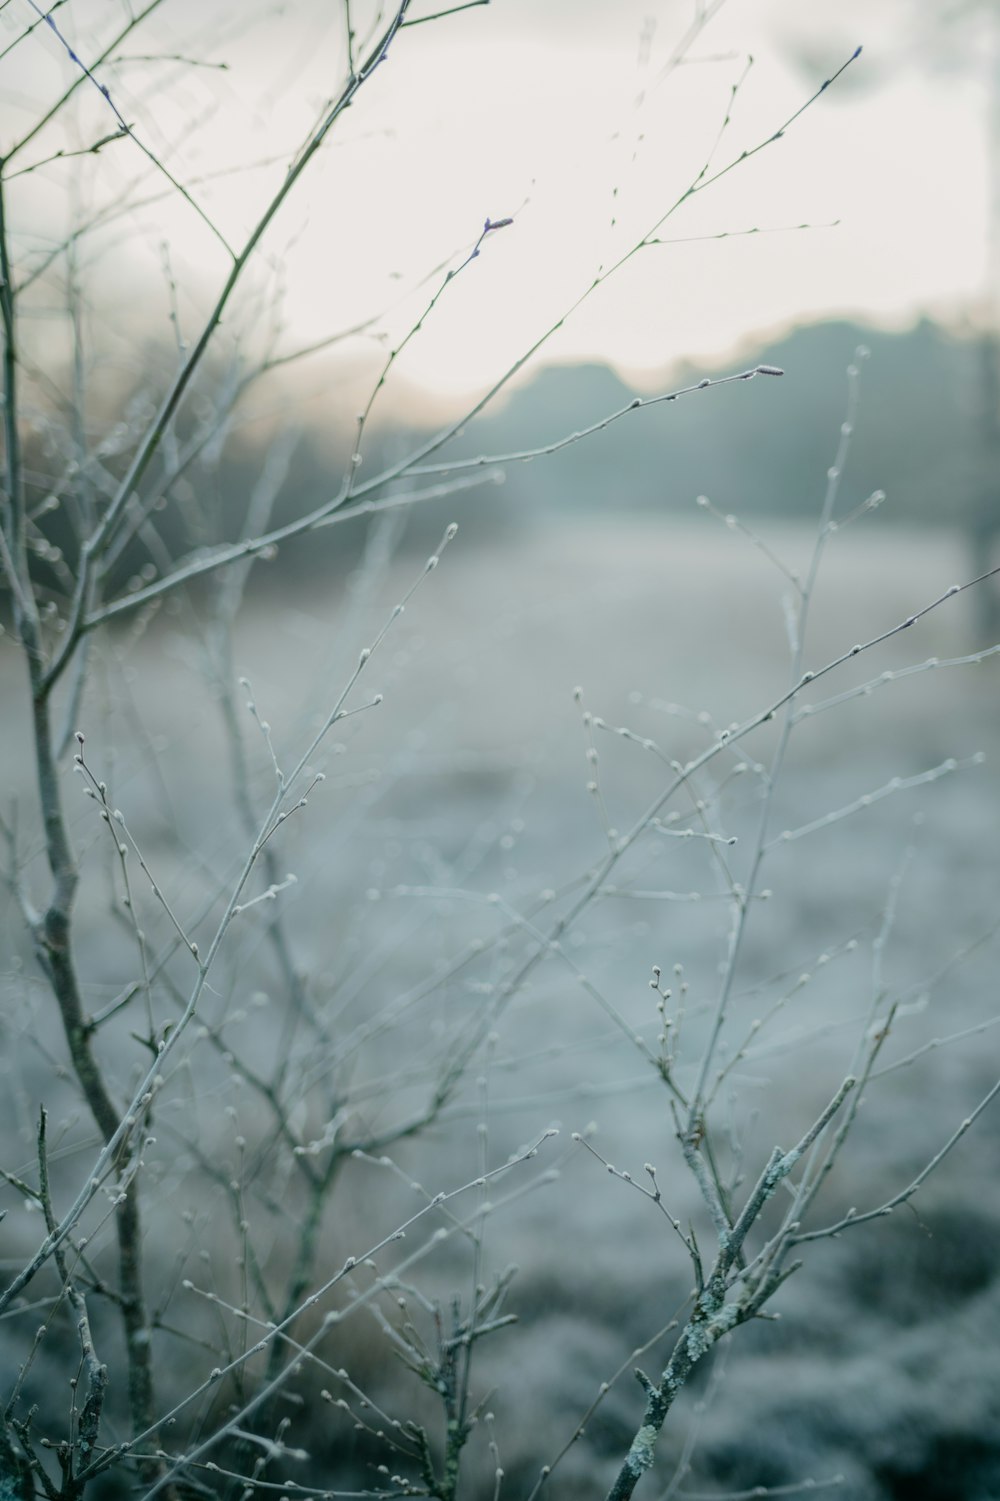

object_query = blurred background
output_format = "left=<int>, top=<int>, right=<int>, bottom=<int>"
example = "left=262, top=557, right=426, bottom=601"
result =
left=2, top=2, right=1000, bottom=1498
left=5, top=0, right=1000, bottom=615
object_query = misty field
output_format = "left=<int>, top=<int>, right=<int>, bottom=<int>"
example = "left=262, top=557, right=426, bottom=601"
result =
left=2, top=508, right=998, bottom=1498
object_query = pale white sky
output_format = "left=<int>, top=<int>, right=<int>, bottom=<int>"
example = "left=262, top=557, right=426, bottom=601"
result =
left=3, top=0, right=991, bottom=406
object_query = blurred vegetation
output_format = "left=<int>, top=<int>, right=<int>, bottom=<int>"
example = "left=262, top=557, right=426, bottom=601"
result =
left=445, top=318, right=984, bottom=529
left=11, top=316, right=998, bottom=623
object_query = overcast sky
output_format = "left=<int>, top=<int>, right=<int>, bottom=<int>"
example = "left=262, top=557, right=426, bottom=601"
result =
left=4, top=0, right=991, bottom=403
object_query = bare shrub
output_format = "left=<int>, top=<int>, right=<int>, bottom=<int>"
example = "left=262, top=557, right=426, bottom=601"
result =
left=1, top=6, right=997, bottom=1501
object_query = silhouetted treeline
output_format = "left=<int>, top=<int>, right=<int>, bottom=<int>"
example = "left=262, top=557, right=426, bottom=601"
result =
left=10, top=318, right=999, bottom=623
left=440, top=318, right=984, bottom=529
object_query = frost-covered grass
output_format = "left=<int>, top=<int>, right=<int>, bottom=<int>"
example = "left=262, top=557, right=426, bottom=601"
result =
left=2, top=511, right=997, bottom=1497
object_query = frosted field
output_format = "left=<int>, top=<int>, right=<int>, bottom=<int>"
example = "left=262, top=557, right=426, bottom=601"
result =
left=2, top=513, right=998, bottom=1498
